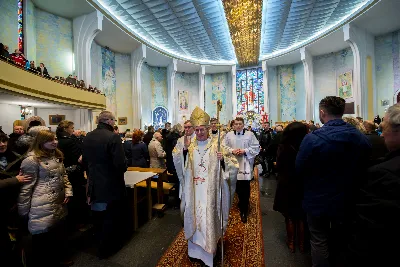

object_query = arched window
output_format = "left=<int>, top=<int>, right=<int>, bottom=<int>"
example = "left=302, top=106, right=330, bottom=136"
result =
left=236, top=67, right=264, bottom=115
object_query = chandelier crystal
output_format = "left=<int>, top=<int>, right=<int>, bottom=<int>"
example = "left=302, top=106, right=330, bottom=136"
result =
left=222, top=0, right=263, bottom=67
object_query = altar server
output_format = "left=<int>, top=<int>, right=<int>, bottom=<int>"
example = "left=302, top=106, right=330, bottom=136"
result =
left=173, top=107, right=238, bottom=267
left=209, top=118, right=226, bottom=142
left=173, top=120, right=195, bottom=199
left=223, top=117, right=260, bottom=223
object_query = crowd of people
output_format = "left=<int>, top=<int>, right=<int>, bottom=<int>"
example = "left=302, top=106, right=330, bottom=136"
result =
left=0, top=95, right=399, bottom=267
left=0, top=43, right=101, bottom=94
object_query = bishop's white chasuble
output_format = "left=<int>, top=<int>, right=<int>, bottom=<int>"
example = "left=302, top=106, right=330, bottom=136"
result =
left=179, top=137, right=239, bottom=267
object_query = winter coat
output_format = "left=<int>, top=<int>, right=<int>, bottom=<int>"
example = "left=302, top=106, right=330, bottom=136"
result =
left=0, top=149, right=24, bottom=229
left=348, top=149, right=400, bottom=266
left=364, top=132, right=388, bottom=166
left=148, top=138, right=166, bottom=168
left=165, top=132, right=181, bottom=173
left=123, top=140, right=149, bottom=168
left=18, top=152, right=73, bottom=234
left=296, top=119, right=371, bottom=218
left=57, top=132, right=85, bottom=186
left=273, top=144, right=304, bottom=219
left=82, top=123, right=127, bottom=204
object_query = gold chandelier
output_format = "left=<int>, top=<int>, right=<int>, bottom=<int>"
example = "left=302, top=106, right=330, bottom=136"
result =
left=222, top=0, right=262, bottom=68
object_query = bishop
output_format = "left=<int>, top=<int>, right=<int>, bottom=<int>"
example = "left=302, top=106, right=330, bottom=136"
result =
left=173, top=107, right=238, bottom=267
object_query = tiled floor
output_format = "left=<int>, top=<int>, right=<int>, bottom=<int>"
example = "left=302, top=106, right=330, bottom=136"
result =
left=71, top=174, right=311, bottom=267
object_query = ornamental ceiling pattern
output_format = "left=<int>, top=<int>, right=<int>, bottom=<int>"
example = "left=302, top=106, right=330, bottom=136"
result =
left=91, top=0, right=375, bottom=67
left=92, top=0, right=236, bottom=64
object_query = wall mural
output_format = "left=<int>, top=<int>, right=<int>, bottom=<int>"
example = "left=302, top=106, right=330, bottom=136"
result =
left=175, top=72, right=199, bottom=123
left=337, top=70, right=353, bottom=99
left=205, top=73, right=229, bottom=123
left=0, top=0, right=18, bottom=53
left=101, top=47, right=117, bottom=116
left=236, top=67, right=264, bottom=115
left=153, top=106, right=168, bottom=129
left=179, top=90, right=189, bottom=111
left=279, top=65, right=296, bottom=121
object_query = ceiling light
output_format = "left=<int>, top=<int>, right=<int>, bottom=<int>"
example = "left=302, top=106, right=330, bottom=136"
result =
left=222, top=0, right=263, bottom=67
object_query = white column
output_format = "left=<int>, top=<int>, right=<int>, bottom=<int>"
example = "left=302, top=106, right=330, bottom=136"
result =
left=231, top=65, right=237, bottom=117
left=73, top=11, right=103, bottom=85
left=300, top=47, right=315, bottom=121
left=343, top=23, right=363, bottom=117
left=262, top=60, right=270, bottom=116
left=131, top=44, right=146, bottom=129
left=199, top=65, right=206, bottom=109
left=167, top=59, right=177, bottom=124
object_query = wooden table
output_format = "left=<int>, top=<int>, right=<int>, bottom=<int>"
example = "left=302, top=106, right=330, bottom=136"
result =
left=125, top=171, right=156, bottom=231
left=127, top=167, right=168, bottom=204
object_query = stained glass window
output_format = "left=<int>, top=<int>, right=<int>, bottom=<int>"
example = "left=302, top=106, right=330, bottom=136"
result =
left=18, top=0, right=23, bottom=52
left=236, top=67, right=264, bottom=115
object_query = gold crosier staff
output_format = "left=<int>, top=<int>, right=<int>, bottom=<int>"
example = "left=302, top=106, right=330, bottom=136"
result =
left=216, top=99, right=224, bottom=265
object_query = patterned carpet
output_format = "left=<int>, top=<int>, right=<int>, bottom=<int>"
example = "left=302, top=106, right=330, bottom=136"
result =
left=156, top=169, right=265, bottom=267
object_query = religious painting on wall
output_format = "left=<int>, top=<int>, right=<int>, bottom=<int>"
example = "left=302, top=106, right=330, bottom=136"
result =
left=118, top=117, right=127, bottom=125
left=236, top=67, right=264, bottom=116
left=49, top=115, right=65, bottom=125
left=101, top=47, right=117, bottom=116
left=152, top=106, right=168, bottom=130
left=179, top=90, right=189, bottom=111
left=337, top=70, right=353, bottom=99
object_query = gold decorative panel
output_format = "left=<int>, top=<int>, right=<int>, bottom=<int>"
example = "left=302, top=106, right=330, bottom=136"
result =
left=222, top=0, right=263, bottom=68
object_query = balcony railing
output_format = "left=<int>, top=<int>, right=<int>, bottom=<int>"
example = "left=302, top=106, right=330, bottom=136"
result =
left=0, top=56, right=106, bottom=110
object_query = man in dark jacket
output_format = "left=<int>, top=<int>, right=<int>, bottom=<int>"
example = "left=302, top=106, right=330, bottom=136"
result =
left=296, top=96, right=371, bottom=267
left=258, top=121, right=272, bottom=176
left=143, top=126, right=155, bottom=147
left=348, top=104, right=400, bottom=267
left=7, top=122, right=25, bottom=153
left=82, top=111, right=127, bottom=259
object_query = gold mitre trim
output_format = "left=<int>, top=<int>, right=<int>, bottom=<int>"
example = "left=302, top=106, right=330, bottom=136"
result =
left=190, top=106, right=210, bottom=127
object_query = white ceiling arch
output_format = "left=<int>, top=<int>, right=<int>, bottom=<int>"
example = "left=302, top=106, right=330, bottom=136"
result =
left=260, top=0, right=378, bottom=60
left=88, top=0, right=236, bottom=65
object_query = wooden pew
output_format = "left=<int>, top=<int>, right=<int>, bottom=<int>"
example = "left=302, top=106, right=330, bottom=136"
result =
left=127, top=167, right=170, bottom=214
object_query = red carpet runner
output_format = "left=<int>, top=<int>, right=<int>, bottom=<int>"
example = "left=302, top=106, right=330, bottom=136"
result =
left=157, top=169, right=265, bottom=267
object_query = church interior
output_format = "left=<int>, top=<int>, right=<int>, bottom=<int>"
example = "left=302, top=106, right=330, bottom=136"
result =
left=1, top=0, right=400, bottom=266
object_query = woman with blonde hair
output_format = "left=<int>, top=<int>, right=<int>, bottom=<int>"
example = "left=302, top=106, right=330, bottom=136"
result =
left=18, top=130, right=73, bottom=267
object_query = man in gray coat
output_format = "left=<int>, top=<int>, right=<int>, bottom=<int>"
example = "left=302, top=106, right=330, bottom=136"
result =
left=148, top=132, right=166, bottom=168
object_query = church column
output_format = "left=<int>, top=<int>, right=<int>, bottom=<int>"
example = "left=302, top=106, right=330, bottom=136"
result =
left=167, top=59, right=177, bottom=124
left=231, top=65, right=237, bottom=117
left=199, top=65, right=206, bottom=110
left=344, top=23, right=376, bottom=119
left=131, top=44, right=146, bottom=129
left=300, top=47, right=315, bottom=121
left=262, top=60, right=270, bottom=116
left=73, top=11, right=103, bottom=85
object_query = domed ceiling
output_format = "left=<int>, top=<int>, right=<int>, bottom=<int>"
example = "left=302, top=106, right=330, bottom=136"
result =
left=89, top=0, right=377, bottom=67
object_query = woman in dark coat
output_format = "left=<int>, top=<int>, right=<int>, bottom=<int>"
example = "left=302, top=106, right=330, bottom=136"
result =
left=273, top=122, right=308, bottom=253
left=56, top=120, right=87, bottom=228
left=124, top=130, right=149, bottom=168
left=0, top=133, right=31, bottom=266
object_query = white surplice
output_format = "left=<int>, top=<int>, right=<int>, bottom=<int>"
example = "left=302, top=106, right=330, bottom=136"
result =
left=223, top=129, right=260, bottom=181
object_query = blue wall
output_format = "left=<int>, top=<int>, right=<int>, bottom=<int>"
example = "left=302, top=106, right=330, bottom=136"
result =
left=36, top=8, right=73, bottom=78
left=375, top=30, right=400, bottom=116
left=0, top=0, right=18, bottom=52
